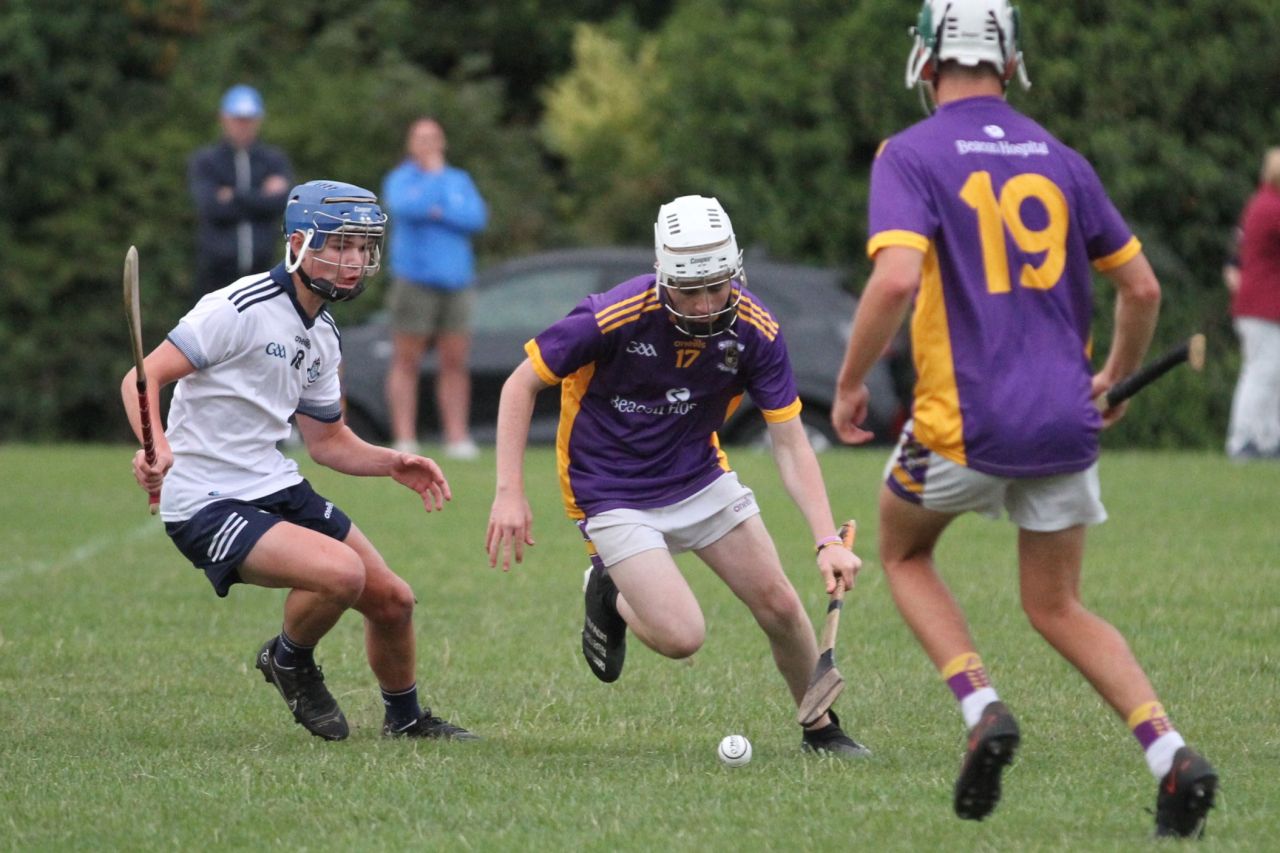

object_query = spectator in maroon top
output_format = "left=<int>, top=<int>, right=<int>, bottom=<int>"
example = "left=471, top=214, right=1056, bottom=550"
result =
left=1226, top=147, right=1280, bottom=460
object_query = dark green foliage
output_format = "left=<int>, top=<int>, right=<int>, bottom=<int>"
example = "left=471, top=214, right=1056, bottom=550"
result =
left=0, top=0, right=567, bottom=441
left=546, top=0, right=1280, bottom=447
left=4, top=1, right=1278, bottom=446
left=0, top=1, right=200, bottom=440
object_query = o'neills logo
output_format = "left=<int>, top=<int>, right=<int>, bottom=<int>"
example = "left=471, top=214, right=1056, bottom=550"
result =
left=954, top=139, right=1049, bottom=157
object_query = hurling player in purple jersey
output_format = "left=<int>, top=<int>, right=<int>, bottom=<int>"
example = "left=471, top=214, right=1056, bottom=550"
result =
left=830, top=0, right=1215, bottom=836
left=486, top=195, right=868, bottom=756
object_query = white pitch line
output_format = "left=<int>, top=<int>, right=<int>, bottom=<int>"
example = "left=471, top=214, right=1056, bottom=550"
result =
left=0, top=519, right=162, bottom=586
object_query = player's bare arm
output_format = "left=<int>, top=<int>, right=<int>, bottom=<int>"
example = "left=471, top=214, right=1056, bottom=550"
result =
left=297, top=414, right=451, bottom=511
left=833, top=246, right=923, bottom=444
left=486, top=359, right=550, bottom=570
left=765, top=415, right=861, bottom=593
left=120, top=340, right=196, bottom=492
left=1092, top=252, right=1162, bottom=426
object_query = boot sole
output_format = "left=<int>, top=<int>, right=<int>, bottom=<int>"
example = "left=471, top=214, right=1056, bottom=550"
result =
left=954, top=732, right=1020, bottom=820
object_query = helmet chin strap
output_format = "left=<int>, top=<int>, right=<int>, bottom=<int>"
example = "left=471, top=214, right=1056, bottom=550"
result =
left=296, top=265, right=363, bottom=303
left=676, top=316, right=738, bottom=339
left=917, top=78, right=937, bottom=116
left=285, top=229, right=313, bottom=274
left=658, top=279, right=743, bottom=338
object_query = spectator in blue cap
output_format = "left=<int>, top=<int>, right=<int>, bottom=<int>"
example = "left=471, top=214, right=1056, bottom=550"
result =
left=187, top=85, right=295, bottom=295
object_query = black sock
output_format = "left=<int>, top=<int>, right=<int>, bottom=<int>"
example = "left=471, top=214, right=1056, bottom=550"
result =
left=382, top=683, right=422, bottom=729
left=273, top=629, right=315, bottom=669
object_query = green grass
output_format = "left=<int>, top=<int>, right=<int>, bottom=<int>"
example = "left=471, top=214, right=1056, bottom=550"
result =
left=1, top=444, right=1276, bottom=850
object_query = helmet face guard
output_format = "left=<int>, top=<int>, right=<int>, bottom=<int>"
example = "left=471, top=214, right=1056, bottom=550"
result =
left=283, top=180, right=387, bottom=303
left=654, top=195, right=744, bottom=338
left=656, top=268, right=745, bottom=338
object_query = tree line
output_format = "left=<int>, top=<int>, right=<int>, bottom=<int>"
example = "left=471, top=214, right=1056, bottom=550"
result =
left=3, top=0, right=1277, bottom=446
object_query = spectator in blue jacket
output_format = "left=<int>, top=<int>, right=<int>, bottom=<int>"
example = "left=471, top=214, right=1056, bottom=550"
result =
left=187, top=85, right=294, bottom=296
left=382, top=117, right=488, bottom=459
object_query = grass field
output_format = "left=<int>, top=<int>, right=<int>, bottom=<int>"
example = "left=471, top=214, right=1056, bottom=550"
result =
left=1, top=444, right=1276, bottom=850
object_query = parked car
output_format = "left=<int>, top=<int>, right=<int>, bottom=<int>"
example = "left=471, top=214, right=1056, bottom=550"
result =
left=339, top=247, right=907, bottom=449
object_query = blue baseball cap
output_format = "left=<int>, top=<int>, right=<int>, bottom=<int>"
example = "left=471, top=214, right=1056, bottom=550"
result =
left=220, top=85, right=264, bottom=119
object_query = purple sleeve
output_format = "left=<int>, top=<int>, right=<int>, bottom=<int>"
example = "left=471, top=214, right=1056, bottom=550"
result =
left=868, top=140, right=939, bottom=242
left=745, top=327, right=800, bottom=415
left=529, top=298, right=608, bottom=380
left=1067, top=150, right=1135, bottom=261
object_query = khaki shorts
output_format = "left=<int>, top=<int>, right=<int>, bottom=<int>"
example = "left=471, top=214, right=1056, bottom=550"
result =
left=884, top=421, right=1107, bottom=532
left=582, top=472, right=761, bottom=567
left=386, top=278, right=474, bottom=337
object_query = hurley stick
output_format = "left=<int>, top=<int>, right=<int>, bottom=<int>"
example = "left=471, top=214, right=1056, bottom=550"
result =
left=797, top=520, right=856, bottom=726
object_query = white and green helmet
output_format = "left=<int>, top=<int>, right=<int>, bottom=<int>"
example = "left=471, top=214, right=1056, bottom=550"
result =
left=905, top=0, right=1030, bottom=90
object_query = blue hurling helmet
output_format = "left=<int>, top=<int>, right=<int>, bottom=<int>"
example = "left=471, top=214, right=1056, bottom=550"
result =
left=283, top=180, right=387, bottom=302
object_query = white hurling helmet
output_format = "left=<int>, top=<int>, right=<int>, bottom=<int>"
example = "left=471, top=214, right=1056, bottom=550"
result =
left=905, top=0, right=1030, bottom=91
left=653, top=195, right=744, bottom=338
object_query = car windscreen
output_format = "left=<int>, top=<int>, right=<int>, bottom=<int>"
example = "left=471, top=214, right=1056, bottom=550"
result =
left=472, top=267, right=602, bottom=333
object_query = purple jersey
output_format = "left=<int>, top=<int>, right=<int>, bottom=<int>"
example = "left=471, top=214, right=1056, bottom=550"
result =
left=526, top=275, right=800, bottom=518
left=868, top=96, right=1142, bottom=477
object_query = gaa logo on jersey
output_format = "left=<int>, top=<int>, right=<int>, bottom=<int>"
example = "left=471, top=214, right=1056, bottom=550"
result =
left=626, top=340, right=658, bottom=358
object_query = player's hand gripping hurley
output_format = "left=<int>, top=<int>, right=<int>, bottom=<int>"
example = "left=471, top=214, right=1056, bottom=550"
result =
left=797, top=520, right=856, bottom=726
left=1097, top=333, right=1206, bottom=412
left=123, top=245, right=160, bottom=514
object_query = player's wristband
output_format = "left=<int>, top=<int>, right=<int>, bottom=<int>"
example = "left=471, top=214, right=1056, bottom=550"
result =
left=814, top=535, right=843, bottom=556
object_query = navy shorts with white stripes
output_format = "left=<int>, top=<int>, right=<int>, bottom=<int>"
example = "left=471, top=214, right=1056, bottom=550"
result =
left=164, top=480, right=352, bottom=598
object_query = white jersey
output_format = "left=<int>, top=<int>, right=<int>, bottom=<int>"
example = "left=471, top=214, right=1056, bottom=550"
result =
left=160, top=265, right=344, bottom=522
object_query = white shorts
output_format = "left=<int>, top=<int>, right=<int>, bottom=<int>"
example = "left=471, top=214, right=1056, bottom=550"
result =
left=884, top=423, right=1107, bottom=532
left=582, top=472, right=761, bottom=567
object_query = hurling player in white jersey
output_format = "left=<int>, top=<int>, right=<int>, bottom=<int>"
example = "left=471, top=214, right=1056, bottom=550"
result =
left=122, top=180, right=476, bottom=743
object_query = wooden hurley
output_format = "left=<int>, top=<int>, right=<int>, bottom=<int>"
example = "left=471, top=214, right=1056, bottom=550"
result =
left=797, top=519, right=856, bottom=726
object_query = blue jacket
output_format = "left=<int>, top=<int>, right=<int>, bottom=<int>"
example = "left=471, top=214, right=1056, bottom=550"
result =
left=382, top=161, right=487, bottom=290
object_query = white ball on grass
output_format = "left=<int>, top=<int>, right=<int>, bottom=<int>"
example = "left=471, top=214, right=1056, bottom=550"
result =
left=717, top=734, right=752, bottom=766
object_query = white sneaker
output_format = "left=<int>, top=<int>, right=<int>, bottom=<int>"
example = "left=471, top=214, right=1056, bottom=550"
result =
left=392, top=439, right=420, bottom=455
left=443, top=439, right=480, bottom=460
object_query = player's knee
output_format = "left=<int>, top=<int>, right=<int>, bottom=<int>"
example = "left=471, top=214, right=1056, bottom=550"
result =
left=365, top=577, right=416, bottom=627
left=1021, top=594, right=1080, bottom=635
left=751, top=582, right=806, bottom=635
left=656, top=624, right=705, bottom=660
left=880, top=554, right=905, bottom=576
left=645, top=608, right=705, bottom=658
left=319, top=550, right=366, bottom=606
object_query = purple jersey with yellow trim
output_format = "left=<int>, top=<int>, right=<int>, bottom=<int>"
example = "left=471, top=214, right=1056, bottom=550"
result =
left=868, top=96, right=1141, bottom=477
left=526, top=274, right=800, bottom=518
